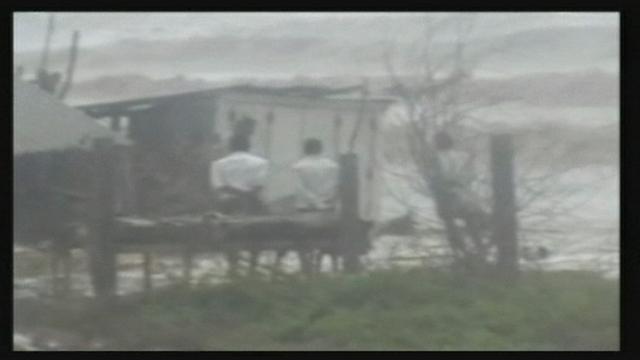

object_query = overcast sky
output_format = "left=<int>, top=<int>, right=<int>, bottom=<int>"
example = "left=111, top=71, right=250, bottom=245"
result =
left=13, top=12, right=619, bottom=53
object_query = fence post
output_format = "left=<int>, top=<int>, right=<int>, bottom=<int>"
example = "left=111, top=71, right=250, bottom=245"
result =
left=339, top=152, right=363, bottom=273
left=490, top=133, right=519, bottom=281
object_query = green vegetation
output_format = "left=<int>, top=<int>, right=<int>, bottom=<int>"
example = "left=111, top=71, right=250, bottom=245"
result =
left=14, top=269, right=619, bottom=350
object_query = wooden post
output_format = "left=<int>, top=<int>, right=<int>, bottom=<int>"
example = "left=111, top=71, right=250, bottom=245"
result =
left=265, top=110, right=274, bottom=159
left=62, top=248, right=72, bottom=295
left=364, top=115, right=378, bottom=219
left=228, top=109, right=237, bottom=130
left=116, top=143, right=136, bottom=214
left=49, top=244, right=60, bottom=296
left=298, top=109, right=307, bottom=144
left=88, top=138, right=118, bottom=303
left=348, top=80, right=370, bottom=152
left=142, top=251, right=152, bottom=292
left=39, top=14, right=55, bottom=73
left=339, top=153, right=363, bottom=273
left=57, top=30, right=80, bottom=100
left=183, top=246, right=194, bottom=286
left=490, top=134, right=519, bottom=281
left=110, top=115, right=121, bottom=132
left=333, top=114, right=343, bottom=157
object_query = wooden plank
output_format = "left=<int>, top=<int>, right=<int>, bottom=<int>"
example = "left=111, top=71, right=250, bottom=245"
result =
left=113, top=212, right=340, bottom=253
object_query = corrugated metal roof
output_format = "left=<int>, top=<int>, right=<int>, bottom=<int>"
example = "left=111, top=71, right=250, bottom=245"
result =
left=13, top=79, right=115, bottom=155
left=76, top=84, right=395, bottom=118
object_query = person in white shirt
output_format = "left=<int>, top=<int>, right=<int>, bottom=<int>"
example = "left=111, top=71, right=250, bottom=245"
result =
left=292, top=138, right=339, bottom=212
left=273, top=138, right=339, bottom=274
left=210, top=134, right=269, bottom=215
left=434, top=131, right=489, bottom=260
left=210, top=134, right=269, bottom=276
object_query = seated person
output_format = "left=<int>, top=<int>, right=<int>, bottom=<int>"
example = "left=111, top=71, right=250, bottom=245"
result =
left=210, top=134, right=269, bottom=215
left=210, top=134, right=269, bottom=276
left=292, top=138, right=339, bottom=213
left=434, top=131, right=490, bottom=259
left=274, top=138, right=340, bottom=273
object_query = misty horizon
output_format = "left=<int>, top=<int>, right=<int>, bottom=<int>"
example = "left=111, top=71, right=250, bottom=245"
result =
left=14, top=12, right=619, bottom=84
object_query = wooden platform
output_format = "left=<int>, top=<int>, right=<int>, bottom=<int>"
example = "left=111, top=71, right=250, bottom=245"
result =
left=114, top=212, right=341, bottom=250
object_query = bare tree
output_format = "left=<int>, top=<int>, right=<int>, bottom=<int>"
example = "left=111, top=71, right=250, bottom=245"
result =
left=378, top=14, right=503, bottom=273
left=378, top=14, right=617, bottom=276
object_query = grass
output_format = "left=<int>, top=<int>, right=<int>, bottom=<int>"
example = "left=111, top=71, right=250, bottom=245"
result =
left=14, top=268, right=619, bottom=351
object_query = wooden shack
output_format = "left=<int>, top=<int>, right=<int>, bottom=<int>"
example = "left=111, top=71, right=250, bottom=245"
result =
left=14, top=79, right=132, bottom=296
left=78, top=84, right=395, bottom=220
left=13, top=79, right=125, bottom=246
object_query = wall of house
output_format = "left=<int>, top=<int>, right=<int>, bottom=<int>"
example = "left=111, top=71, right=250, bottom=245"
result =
left=90, top=92, right=392, bottom=220
left=213, top=92, right=390, bottom=220
left=13, top=150, right=95, bottom=244
left=126, top=97, right=218, bottom=215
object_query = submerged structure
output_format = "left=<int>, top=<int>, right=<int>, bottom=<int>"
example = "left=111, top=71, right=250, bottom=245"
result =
left=78, top=84, right=395, bottom=220
left=13, top=79, right=122, bottom=245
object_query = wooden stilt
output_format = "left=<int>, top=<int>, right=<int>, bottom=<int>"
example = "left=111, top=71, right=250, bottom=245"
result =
left=61, top=247, right=72, bottom=295
left=183, top=246, right=194, bottom=285
left=143, top=251, right=152, bottom=293
left=49, top=245, right=59, bottom=296
left=339, top=153, right=363, bottom=273
left=88, top=139, right=118, bottom=304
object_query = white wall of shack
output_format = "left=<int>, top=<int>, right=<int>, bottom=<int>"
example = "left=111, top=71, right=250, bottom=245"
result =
left=213, top=93, right=391, bottom=221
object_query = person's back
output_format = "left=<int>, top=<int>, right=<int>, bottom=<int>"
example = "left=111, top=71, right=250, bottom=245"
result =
left=434, top=131, right=474, bottom=188
left=438, top=148, right=471, bottom=187
left=292, top=138, right=339, bottom=211
left=277, top=138, right=339, bottom=273
left=209, top=133, right=269, bottom=276
left=212, top=152, right=268, bottom=193
left=434, top=131, right=489, bottom=260
left=210, top=135, right=268, bottom=215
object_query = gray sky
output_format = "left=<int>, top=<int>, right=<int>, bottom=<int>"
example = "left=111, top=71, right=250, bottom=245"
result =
left=13, top=12, right=619, bottom=53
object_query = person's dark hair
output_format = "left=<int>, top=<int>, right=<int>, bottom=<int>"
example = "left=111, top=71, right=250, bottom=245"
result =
left=434, top=131, right=454, bottom=150
left=235, top=116, right=256, bottom=137
left=229, top=134, right=250, bottom=152
left=303, top=138, right=323, bottom=155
